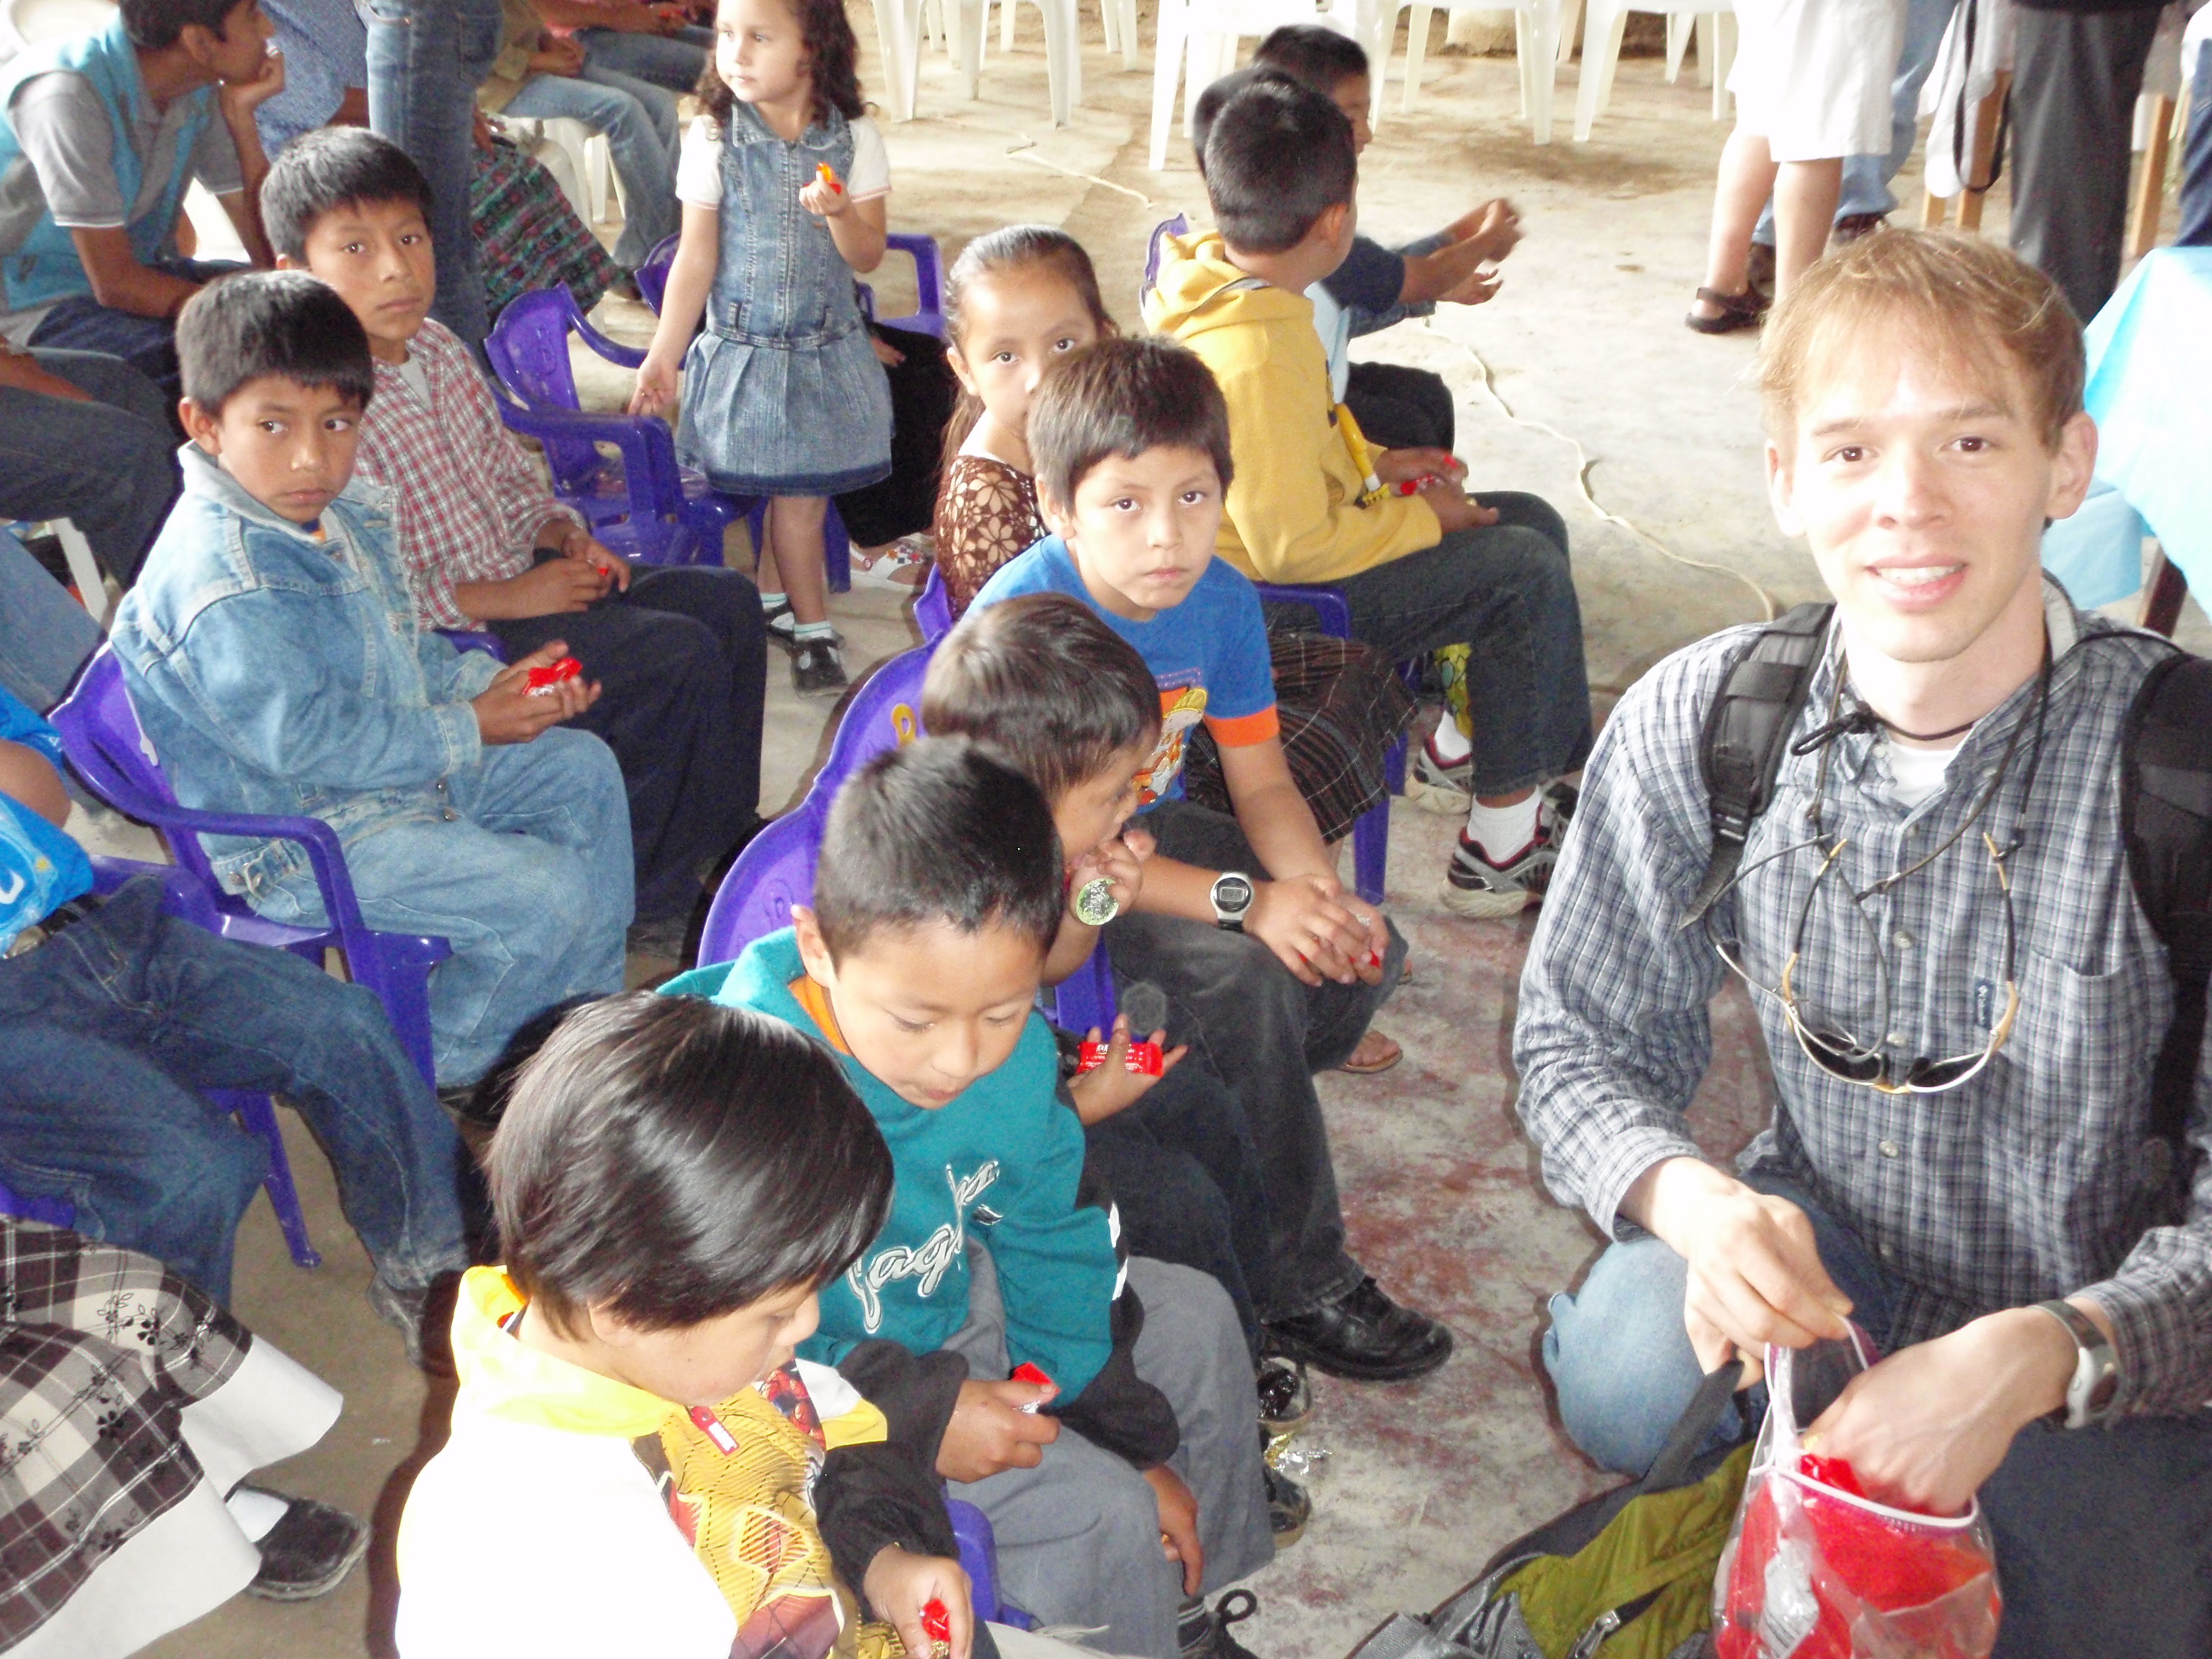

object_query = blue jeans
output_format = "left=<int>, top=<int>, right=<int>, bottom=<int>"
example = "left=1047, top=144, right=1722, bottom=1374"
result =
left=251, top=728, right=633, bottom=1087
left=365, top=0, right=504, bottom=348
left=573, top=24, right=711, bottom=91
left=503, top=69, right=680, bottom=268
left=0, top=878, right=469, bottom=1304
left=1325, top=493, right=1592, bottom=797
left=0, top=349, right=179, bottom=584
left=0, top=529, right=99, bottom=711
left=25, top=260, right=244, bottom=402
left=1542, top=1167, right=2212, bottom=1656
left=2179, top=48, right=2212, bottom=247
left=1754, top=0, right=1958, bottom=239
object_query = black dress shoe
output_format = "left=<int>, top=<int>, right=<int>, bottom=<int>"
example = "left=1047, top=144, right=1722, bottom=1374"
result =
left=1260, top=1277, right=1452, bottom=1382
left=242, top=1490, right=370, bottom=1601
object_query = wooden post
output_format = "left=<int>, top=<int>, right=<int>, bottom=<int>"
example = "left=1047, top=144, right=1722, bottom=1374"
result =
left=1924, top=190, right=1948, bottom=228
left=1956, top=71, right=2012, bottom=233
left=2126, top=94, right=2179, bottom=263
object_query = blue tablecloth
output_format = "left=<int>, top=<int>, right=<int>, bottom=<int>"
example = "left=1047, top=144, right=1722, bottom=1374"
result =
left=2042, top=247, right=2212, bottom=611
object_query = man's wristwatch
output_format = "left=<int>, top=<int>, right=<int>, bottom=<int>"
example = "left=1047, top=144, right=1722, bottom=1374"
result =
left=2031, top=1300, right=2119, bottom=1429
left=1210, top=872, right=1254, bottom=932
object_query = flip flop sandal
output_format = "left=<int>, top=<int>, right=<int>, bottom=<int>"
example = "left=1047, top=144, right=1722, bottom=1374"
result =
left=1339, top=1030, right=1402, bottom=1075
left=1686, top=286, right=1770, bottom=335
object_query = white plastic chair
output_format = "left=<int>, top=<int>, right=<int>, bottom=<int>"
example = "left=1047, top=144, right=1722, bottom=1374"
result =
left=45, top=518, right=109, bottom=629
left=497, top=115, right=612, bottom=223
left=874, top=0, right=1090, bottom=125
left=1148, top=0, right=1341, bottom=170
left=987, top=0, right=1136, bottom=70
left=0, top=0, right=117, bottom=59
left=1573, top=0, right=1733, bottom=140
left=1380, top=0, right=1564, bottom=141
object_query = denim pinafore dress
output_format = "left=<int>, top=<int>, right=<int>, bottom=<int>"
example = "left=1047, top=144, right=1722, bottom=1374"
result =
left=675, top=100, right=894, bottom=497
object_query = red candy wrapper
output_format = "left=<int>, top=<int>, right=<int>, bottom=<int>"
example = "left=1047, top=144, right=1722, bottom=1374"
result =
left=1074, top=1039, right=1164, bottom=1076
left=816, top=161, right=845, bottom=194
left=526, top=657, right=582, bottom=696
left=922, top=1596, right=952, bottom=1658
left=1010, top=1361, right=1054, bottom=1413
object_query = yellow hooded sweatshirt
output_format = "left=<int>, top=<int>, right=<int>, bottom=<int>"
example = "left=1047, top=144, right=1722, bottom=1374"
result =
left=1143, top=228, right=1442, bottom=586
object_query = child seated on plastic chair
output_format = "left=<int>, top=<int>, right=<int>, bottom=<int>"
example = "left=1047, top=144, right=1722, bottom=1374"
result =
left=264, top=128, right=769, bottom=927
left=398, top=990, right=1097, bottom=1659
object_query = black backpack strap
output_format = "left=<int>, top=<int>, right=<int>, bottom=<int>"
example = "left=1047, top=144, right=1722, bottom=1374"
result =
left=1637, top=1358, right=1745, bottom=1494
left=1678, top=603, right=1837, bottom=930
left=2122, top=653, right=2212, bottom=1164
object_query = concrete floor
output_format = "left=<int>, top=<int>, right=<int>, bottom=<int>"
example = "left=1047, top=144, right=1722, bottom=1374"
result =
left=138, top=9, right=2198, bottom=1658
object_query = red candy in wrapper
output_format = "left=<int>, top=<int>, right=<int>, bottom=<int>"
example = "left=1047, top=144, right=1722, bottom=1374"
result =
left=526, top=657, right=583, bottom=696
left=922, top=1596, right=952, bottom=1658
left=1075, top=1040, right=1164, bottom=1076
left=1010, top=1361, right=1054, bottom=1413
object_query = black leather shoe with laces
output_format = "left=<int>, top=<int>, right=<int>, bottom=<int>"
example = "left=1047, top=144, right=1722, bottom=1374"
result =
left=1261, top=1276, right=1452, bottom=1382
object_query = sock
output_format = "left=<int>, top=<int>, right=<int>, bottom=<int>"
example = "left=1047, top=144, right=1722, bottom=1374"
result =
left=1429, top=719, right=1472, bottom=765
left=1465, top=793, right=1539, bottom=862
left=760, top=590, right=790, bottom=613
left=228, top=1485, right=289, bottom=1543
left=793, top=619, right=836, bottom=644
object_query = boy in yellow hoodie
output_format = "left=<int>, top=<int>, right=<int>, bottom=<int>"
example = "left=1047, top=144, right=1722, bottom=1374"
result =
left=396, top=992, right=1062, bottom=1659
left=1144, top=72, right=1594, bottom=916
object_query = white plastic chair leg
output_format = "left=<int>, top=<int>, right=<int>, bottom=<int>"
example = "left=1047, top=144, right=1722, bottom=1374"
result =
left=1147, top=0, right=1187, bottom=168
left=1665, top=13, right=1688, bottom=82
left=585, top=132, right=612, bottom=223
left=953, top=0, right=988, bottom=99
left=1040, top=0, right=1080, bottom=122
left=1572, top=0, right=1628, bottom=139
left=873, top=0, right=923, bottom=120
left=1403, top=4, right=1433, bottom=110
left=53, top=518, right=108, bottom=630
left=1692, top=12, right=1714, bottom=88
left=1555, top=0, right=1581, bottom=64
left=1708, top=11, right=1732, bottom=118
left=1001, top=0, right=1017, bottom=50
left=1525, top=0, right=1557, bottom=143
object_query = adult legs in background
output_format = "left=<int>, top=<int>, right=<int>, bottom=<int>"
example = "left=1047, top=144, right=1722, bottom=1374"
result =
left=0, top=351, right=179, bottom=585
left=1343, top=360, right=1455, bottom=451
left=487, top=565, right=768, bottom=920
left=1692, top=127, right=1840, bottom=320
left=0, top=879, right=472, bottom=1303
left=2008, top=5, right=2163, bottom=323
left=2173, top=42, right=2212, bottom=246
left=251, top=729, right=634, bottom=1087
left=572, top=24, right=711, bottom=91
left=366, top=0, right=505, bottom=348
left=26, top=260, right=246, bottom=401
left=500, top=71, right=679, bottom=267
left=0, top=531, right=99, bottom=711
left=834, top=325, right=957, bottom=550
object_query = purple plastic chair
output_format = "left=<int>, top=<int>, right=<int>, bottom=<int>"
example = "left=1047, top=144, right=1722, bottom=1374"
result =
left=914, top=561, right=953, bottom=641
left=49, top=650, right=450, bottom=1113
left=945, top=1498, right=1033, bottom=1629
left=639, top=230, right=948, bottom=338
left=0, top=1178, right=78, bottom=1228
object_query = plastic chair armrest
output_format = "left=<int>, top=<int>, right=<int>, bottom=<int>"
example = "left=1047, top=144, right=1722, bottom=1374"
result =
left=491, top=403, right=680, bottom=515
left=1251, top=583, right=1352, bottom=639
left=436, top=629, right=507, bottom=661
left=567, top=309, right=649, bottom=369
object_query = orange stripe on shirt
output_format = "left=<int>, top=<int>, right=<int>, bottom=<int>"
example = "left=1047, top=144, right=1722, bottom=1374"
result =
left=1204, top=706, right=1281, bottom=748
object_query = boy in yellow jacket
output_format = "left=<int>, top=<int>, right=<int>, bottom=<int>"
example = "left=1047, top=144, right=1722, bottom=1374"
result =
left=1144, top=71, right=1593, bottom=916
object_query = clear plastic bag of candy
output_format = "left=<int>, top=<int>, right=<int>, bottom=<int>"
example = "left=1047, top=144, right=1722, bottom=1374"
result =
left=1712, top=1324, right=2001, bottom=1659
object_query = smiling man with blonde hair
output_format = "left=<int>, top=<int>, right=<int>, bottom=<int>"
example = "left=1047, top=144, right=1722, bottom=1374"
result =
left=1514, top=230, right=2212, bottom=1655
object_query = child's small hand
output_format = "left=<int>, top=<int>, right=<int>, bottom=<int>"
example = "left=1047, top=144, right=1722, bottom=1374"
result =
left=861, top=1547, right=974, bottom=1659
left=1449, top=197, right=1522, bottom=263
left=1440, top=266, right=1503, bottom=307
left=629, top=356, right=679, bottom=417
left=1143, top=1465, right=1205, bottom=1596
left=1373, top=447, right=1465, bottom=488
left=475, top=642, right=601, bottom=743
left=800, top=166, right=851, bottom=219
left=1066, top=835, right=1146, bottom=924
left=1066, top=1015, right=1185, bottom=1125
left=938, top=1378, right=1059, bottom=1482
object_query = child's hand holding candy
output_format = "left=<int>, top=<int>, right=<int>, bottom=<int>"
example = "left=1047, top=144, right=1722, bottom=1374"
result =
left=800, top=161, right=851, bottom=218
left=1066, top=1013, right=1186, bottom=1125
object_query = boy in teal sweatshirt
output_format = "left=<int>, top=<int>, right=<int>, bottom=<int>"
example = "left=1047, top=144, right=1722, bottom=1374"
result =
left=680, top=739, right=1274, bottom=1659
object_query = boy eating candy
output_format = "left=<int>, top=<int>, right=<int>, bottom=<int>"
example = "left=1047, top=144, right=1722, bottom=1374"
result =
left=110, top=271, right=632, bottom=1087
left=681, top=739, right=1277, bottom=1659
left=970, top=338, right=1452, bottom=1388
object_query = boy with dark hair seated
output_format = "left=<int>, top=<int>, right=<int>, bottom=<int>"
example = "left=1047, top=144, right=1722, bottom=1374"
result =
left=1146, top=72, right=1593, bottom=916
left=111, top=270, right=633, bottom=1089
left=685, top=739, right=1277, bottom=1659
left=262, top=127, right=768, bottom=925
left=400, top=990, right=1010, bottom=1659
left=970, top=338, right=1450, bottom=1389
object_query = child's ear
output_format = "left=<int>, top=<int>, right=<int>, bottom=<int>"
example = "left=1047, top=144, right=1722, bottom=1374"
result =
left=791, top=905, right=837, bottom=988
left=947, top=346, right=979, bottom=399
left=274, top=251, right=297, bottom=271
left=178, top=397, right=222, bottom=457
left=1037, top=486, right=1071, bottom=543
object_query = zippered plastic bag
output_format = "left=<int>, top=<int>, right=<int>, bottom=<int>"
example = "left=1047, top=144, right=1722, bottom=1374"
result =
left=1712, top=1326, right=2001, bottom=1658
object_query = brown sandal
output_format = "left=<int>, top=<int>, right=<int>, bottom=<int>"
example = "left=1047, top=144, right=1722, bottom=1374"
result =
left=1686, top=285, right=1770, bottom=335
left=1339, top=1030, right=1403, bottom=1075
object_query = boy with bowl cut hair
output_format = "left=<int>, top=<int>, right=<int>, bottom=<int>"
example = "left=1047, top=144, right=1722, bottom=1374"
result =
left=1519, top=230, right=2212, bottom=1656
left=110, top=270, right=632, bottom=1088
left=1148, top=73, right=1593, bottom=917
left=688, top=738, right=1276, bottom=1659
left=263, top=125, right=768, bottom=925
left=972, top=338, right=1452, bottom=1390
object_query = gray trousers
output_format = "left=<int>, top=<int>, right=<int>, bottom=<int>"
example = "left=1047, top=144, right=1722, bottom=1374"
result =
left=947, top=1250, right=1274, bottom=1659
left=2009, top=4, right=2164, bottom=323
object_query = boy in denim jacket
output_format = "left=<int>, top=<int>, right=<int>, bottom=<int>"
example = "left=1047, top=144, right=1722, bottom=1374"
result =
left=111, top=271, right=634, bottom=1088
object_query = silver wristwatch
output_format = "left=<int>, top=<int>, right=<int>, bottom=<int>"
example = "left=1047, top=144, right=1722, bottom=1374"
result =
left=1209, top=871, right=1254, bottom=932
left=2032, top=1300, right=2118, bottom=1429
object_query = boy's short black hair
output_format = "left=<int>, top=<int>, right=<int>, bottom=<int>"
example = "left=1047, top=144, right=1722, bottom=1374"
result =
left=490, top=991, right=894, bottom=1339
left=262, top=127, right=434, bottom=262
left=813, top=737, right=1064, bottom=962
left=1252, top=24, right=1371, bottom=95
left=1028, top=336, right=1233, bottom=511
left=122, top=0, right=246, bottom=50
left=1200, top=73, right=1356, bottom=255
left=922, top=593, right=1162, bottom=806
left=176, top=271, right=375, bottom=417
left=1190, top=65, right=1295, bottom=175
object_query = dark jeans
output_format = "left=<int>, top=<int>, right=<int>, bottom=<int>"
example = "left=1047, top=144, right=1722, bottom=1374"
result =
left=2180, top=46, right=2212, bottom=248
left=0, top=349, right=178, bottom=585
left=1327, top=491, right=1593, bottom=796
left=1543, top=1165, right=2212, bottom=1658
left=1102, top=799, right=1406, bottom=1321
left=834, top=325, right=958, bottom=548
left=26, top=260, right=244, bottom=405
left=366, top=0, right=505, bottom=349
left=2009, top=4, right=2164, bottom=323
left=0, top=878, right=471, bottom=1304
left=1083, top=1048, right=1272, bottom=1350
left=489, top=563, right=768, bottom=921
left=1344, top=360, right=1455, bottom=452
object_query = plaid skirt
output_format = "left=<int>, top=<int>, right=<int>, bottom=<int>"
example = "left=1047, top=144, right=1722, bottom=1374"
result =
left=474, top=138, right=622, bottom=322
left=1182, top=629, right=1418, bottom=846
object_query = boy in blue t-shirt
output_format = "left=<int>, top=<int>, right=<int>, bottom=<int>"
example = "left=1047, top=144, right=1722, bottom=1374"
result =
left=970, top=338, right=1449, bottom=1386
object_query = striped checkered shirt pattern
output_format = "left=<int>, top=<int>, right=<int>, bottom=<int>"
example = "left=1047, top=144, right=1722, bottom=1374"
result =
left=1515, top=584, right=2212, bottom=1416
left=351, top=318, right=581, bottom=631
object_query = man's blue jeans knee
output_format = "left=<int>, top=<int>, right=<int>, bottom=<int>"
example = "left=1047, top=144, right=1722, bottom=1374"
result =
left=500, top=71, right=679, bottom=266
left=575, top=25, right=710, bottom=91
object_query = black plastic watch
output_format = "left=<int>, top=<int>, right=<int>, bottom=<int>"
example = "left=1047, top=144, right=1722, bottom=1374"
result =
left=1210, top=871, right=1254, bottom=932
left=2032, top=1300, right=2118, bottom=1428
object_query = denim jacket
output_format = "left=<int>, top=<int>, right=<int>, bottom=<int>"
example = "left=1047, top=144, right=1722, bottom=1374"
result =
left=109, top=446, right=503, bottom=901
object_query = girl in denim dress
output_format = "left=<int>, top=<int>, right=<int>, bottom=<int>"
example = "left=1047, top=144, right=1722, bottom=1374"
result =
left=631, top=0, right=893, bottom=696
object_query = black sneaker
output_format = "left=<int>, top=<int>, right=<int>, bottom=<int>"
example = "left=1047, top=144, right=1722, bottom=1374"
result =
left=368, top=1271, right=460, bottom=1375
left=1256, top=1357, right=1312, bottom=1434
left=1178, top=1589, right=1262, bottom=1659
left=1833, top=211, right=1887, bottom=244
left=791, top=637, right=848, bottom=696
left=1264, top=1462, right=1310, bottom=1548
left=241, top=1490, right=371, bottom=1601
left=763, top=598, right=798, bottom=652
left=1261, top=1277, right=1452, bottom=1382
